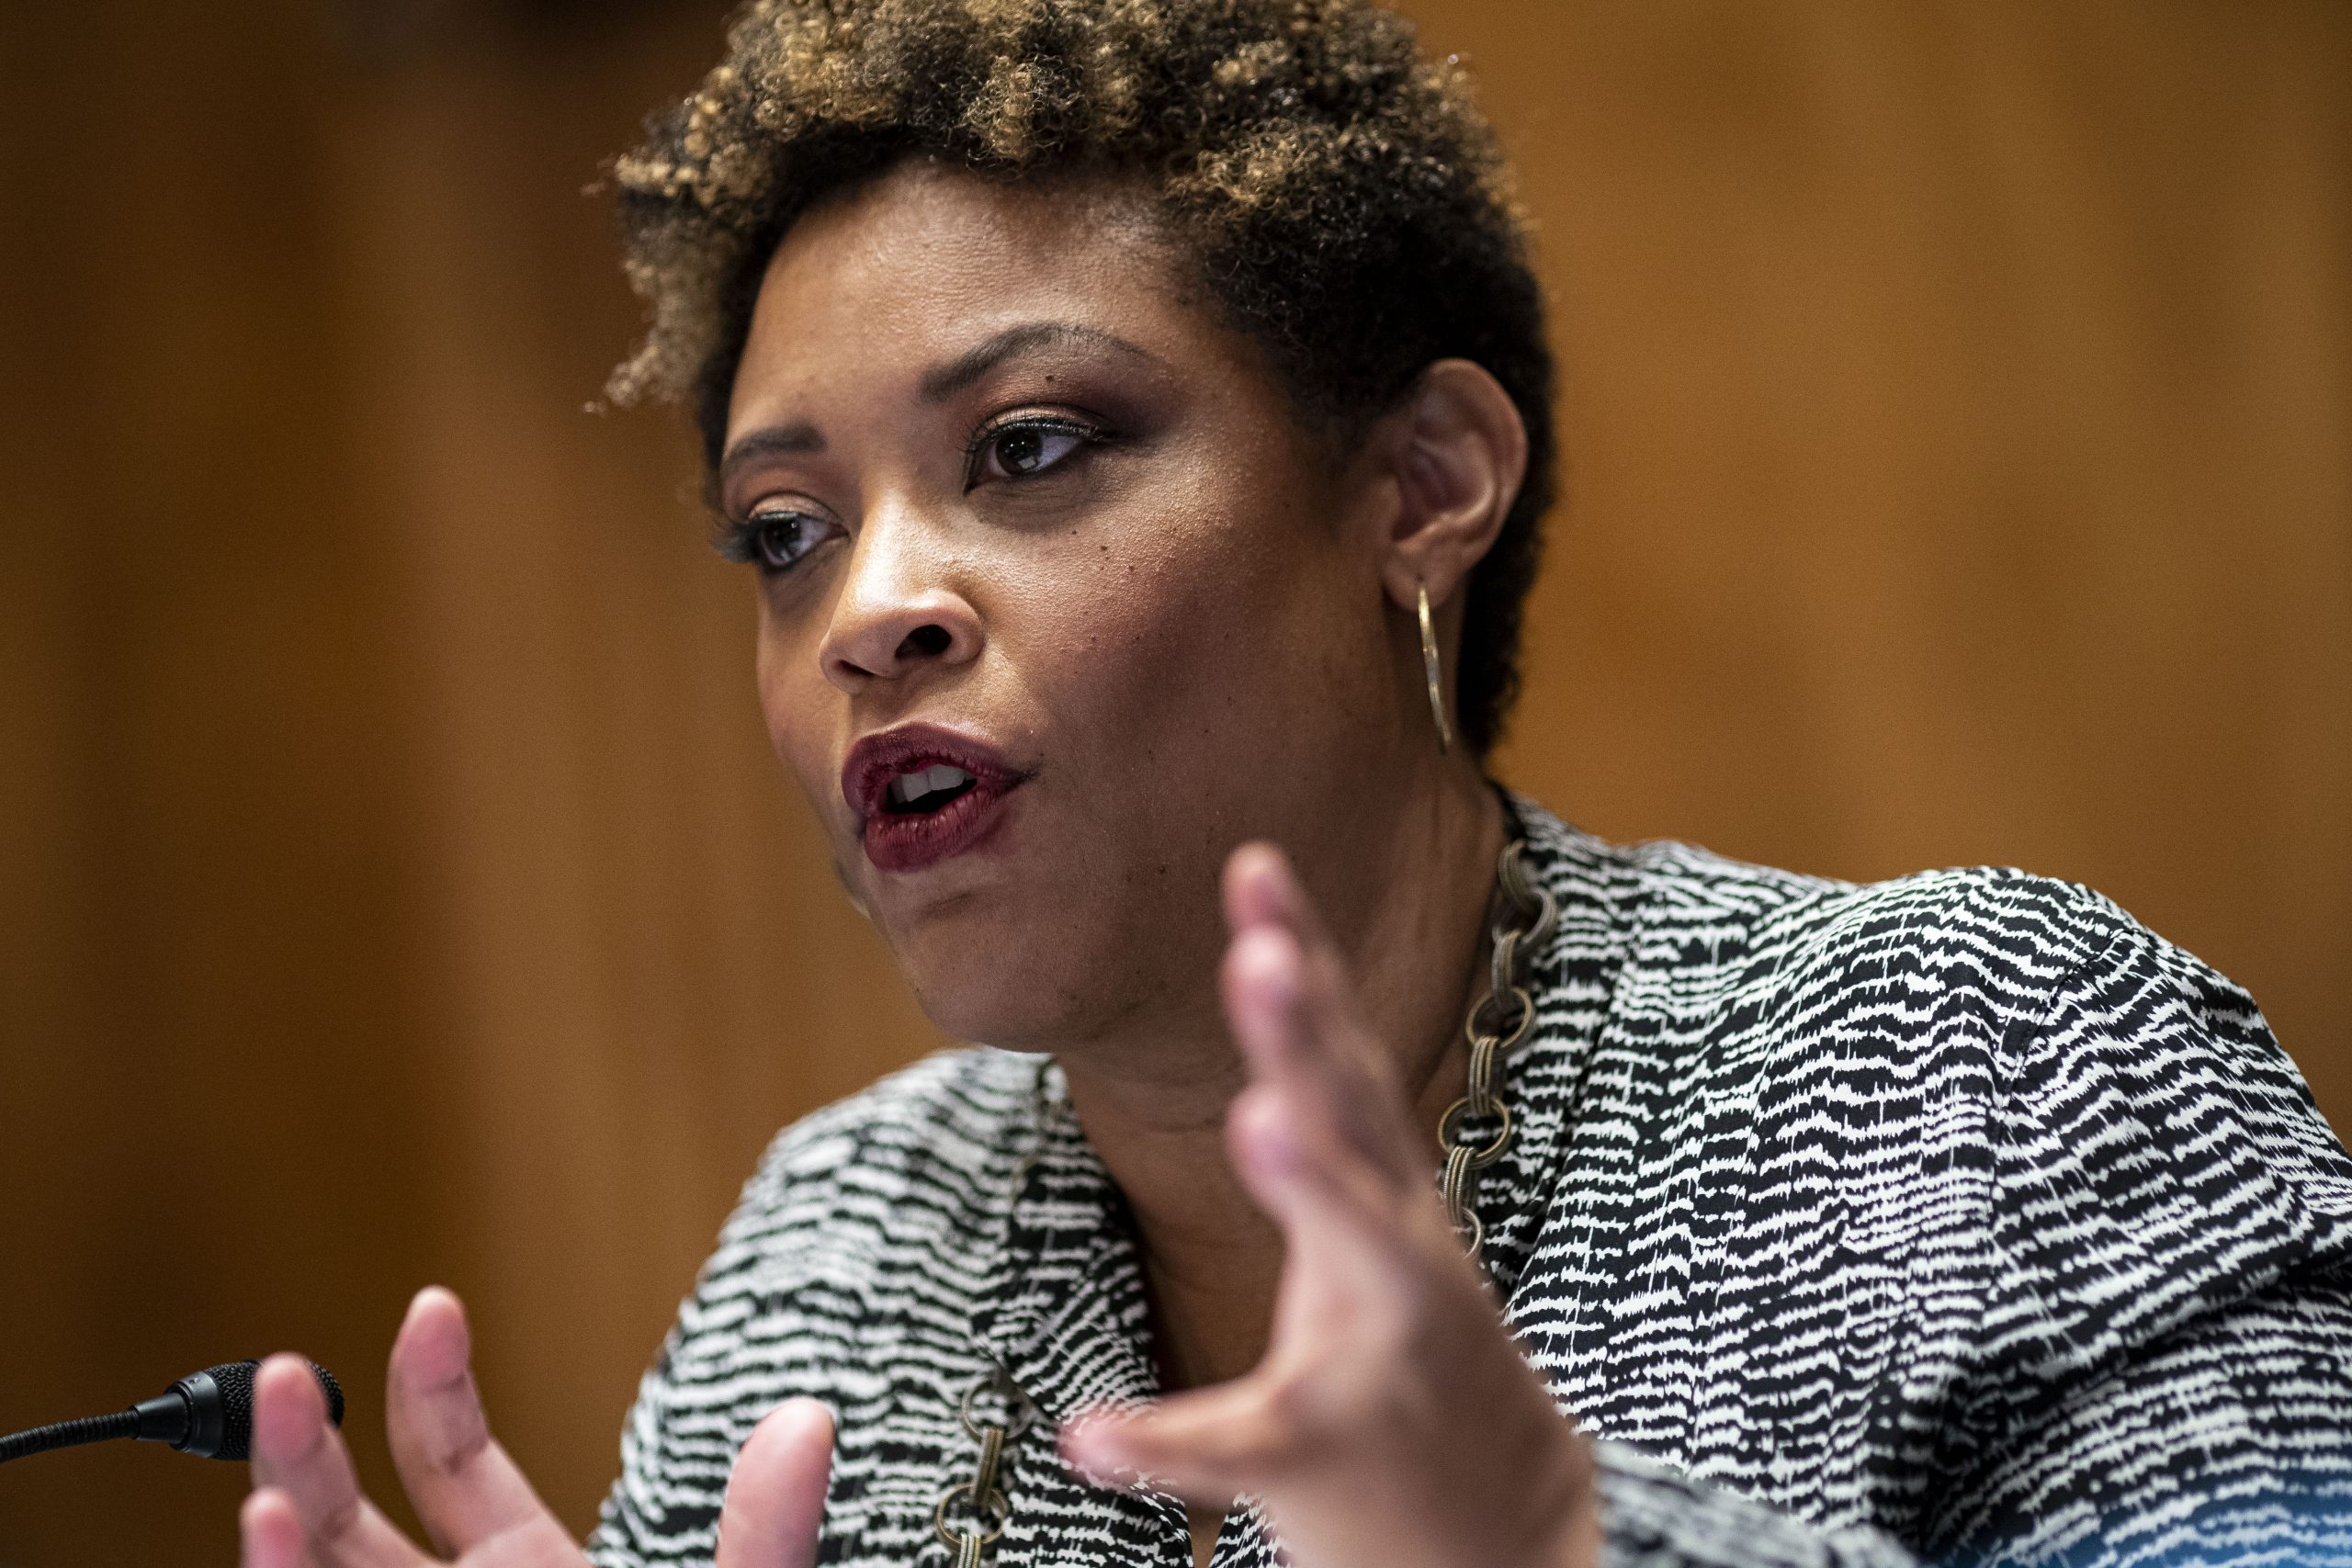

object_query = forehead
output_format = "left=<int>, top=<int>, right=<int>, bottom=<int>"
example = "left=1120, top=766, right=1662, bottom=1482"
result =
left=729, top=160, right=1214, bottom=422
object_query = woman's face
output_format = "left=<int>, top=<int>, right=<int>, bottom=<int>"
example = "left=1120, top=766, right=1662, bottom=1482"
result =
left=721, top=159, right=1417, bottom=1053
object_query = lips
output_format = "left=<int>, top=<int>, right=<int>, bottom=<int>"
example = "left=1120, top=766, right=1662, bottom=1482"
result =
left=842, top=724, right=1028, bottom=874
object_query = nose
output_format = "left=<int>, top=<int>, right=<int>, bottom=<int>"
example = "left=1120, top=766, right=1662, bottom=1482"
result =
left=817, top=511, right=982, bottom=692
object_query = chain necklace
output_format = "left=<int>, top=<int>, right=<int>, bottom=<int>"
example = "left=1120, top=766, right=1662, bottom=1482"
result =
left=933, top=834, right=1554, bottom=1564
left=1438, top=836, right=1557, bottom=1262
left=933, top=1364, right=1037, bottom=1568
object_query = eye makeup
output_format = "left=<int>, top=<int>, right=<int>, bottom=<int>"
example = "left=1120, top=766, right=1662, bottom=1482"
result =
left=960, top=412, right=1115, bottom=490
left=715, top=507, right=841, bottom=575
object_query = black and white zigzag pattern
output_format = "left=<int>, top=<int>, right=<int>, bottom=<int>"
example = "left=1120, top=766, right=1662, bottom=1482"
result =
left=586, top=795, right=2352, bottom=1568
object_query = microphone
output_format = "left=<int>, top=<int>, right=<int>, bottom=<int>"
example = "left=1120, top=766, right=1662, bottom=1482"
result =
left=0, top=1359, right=344, bottom=1464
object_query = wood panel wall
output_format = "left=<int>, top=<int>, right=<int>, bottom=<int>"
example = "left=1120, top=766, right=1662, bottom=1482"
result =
left=2, top=2, right=2344, bottom=1562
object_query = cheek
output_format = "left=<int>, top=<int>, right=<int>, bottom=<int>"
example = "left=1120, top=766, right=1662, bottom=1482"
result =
left=753, top=596, right=839, bottom=816
left=1020, top=485, right=1366, bottom=781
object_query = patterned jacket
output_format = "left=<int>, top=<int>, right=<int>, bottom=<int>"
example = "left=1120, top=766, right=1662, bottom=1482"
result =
left=588, top=795, right=2352, bottom=1567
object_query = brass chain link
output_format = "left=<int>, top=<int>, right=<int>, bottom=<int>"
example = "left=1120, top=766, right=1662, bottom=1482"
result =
left=1438, top=838, right=1557, bottom=1262
left=933, top=1366, right=1035, bottom=1568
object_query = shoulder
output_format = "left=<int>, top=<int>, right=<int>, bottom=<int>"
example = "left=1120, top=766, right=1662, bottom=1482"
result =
left=655, top=1046, right=1040, bottom=1376
left=1512, top=794, right=2352, bottom=1322
left=701, top=1045, right=1041, bottom=1299
left=1511, top=792, right=2145, bottom=1043
left=735, top=1043, right=1040, bottom=1213
left=1623, top=834, right=2139, bottom=1016
left=1603, top=818, right=2350, bottom=1211
left=593, top=1048, right=1042, bottom=1561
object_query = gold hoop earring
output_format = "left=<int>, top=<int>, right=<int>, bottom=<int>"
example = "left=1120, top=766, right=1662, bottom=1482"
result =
left=1418, top=582, right=1453, bottom=754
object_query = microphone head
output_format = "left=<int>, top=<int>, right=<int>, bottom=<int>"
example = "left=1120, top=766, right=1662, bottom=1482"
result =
left=175, top=1359, right=344, bottom=1461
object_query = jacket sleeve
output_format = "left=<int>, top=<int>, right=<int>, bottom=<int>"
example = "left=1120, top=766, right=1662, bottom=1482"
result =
left=586, top=1325, right=717, bottom=1568
left=1596, top=1441, right=1922, bottom=1568
left=1927, top=911, right=2352, bottom=1563
left=1595, top=903, right=2352, bottom=1568
left=1593, top=1269, right=2352, bottom=1568
left=1931, top=1269, right=2352, bottom=1565
left=585, top=1097, right=877, bottom=1568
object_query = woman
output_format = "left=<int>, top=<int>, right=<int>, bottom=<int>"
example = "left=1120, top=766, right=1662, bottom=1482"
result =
left=237, top=2, right=2352, bottom=1566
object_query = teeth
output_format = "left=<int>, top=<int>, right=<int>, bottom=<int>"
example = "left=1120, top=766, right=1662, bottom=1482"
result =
left=885, top=763, right=975, bottom=808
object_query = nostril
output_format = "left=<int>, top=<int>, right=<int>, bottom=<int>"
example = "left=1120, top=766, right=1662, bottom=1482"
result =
left=898, top=624, right=953, bottom=660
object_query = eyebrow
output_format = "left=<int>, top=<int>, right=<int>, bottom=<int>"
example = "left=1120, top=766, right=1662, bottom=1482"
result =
left=718, top=321, right=1159, bottom=490
left=917, top=321, right=1160, bottom=403
left=718, top=422, right=824, bottom=491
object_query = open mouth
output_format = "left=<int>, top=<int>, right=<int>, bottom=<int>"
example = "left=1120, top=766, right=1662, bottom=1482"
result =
left=882, top=763, right=978, bottom=816
left=842, top=725, right=1028, bottom=874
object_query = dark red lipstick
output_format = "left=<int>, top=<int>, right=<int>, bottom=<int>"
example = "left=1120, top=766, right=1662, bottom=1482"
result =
left=842, top=724, right=1028, bottom=874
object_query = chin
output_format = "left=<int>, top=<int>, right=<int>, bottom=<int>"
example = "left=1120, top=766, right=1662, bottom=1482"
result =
left=876, top=896, right=1131, bottom=1052
left=902, top=960, right=1083, bottom=1054
left=861, top=884, right=1040, bottom=1040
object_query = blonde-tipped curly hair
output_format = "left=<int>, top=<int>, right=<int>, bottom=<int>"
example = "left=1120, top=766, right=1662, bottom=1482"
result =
left=613, top=0, right=1555, bottom=753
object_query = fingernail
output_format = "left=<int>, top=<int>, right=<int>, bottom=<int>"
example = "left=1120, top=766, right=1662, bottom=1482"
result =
left=397, top=1289, right=471, bottom=1388
left=411, top=1284, right=466, bottom=1328
left=1251, top=849, right=1302, bottom=918
left=1227, top=843, right=1298, bottom=927
left=253, top=1366, right=319, bottom=1461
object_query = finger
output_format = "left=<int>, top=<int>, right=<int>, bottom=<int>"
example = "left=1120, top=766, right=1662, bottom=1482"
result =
left=1222, top=847, right=1362, bottom=1036
left=241, top=1488, right=311, bottom=1568
left=716, top=1399, right=834, bottom=1568
left=1225, top=1081, right=1385, bottom=1232
left=384, top=1287, right=558, bottom=1556
left=1223, top=1082, right=1430, bottom=1309
left=1224, top=843, right=1374, bottom=1024
left=249, top=1355, right=424, bottom=1568
left=1221, top=840, right=1340, bottom=945
left=1221, top=921, right=1357, bottom=1094
left=1221, top=923, right=1420, bottom=1183
left=1218, top=847, right=1384, bottom=1078
left=1062, top=1384, right=1292, bottom=1504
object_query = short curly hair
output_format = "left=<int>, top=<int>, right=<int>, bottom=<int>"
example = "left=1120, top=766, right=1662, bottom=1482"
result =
left=612, top=0, right=1555, bottom=754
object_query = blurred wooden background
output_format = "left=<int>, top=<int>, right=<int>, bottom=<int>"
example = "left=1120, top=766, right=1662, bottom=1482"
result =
left=1, top=0, right=2345, bottom=1562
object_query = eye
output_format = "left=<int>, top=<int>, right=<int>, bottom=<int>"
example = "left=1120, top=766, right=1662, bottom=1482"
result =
left=721, top=508, right=839, bottom=575
left=967, top=416, right=1102, bottom=486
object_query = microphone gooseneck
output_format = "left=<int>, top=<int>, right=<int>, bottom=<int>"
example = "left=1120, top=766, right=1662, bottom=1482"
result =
left=0, top=1409, right=141, bottom=1464
left=0, top=1359, right=344, bottom=1465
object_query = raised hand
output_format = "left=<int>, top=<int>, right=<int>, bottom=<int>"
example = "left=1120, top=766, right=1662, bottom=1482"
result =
left=240, top=1287, right=832, bottom=1568
left=1061, top=844, right=1599, bottom=1568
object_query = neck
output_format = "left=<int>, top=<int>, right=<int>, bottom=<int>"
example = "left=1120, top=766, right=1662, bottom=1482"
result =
left=1056, top=759, right=1507, bottom=1392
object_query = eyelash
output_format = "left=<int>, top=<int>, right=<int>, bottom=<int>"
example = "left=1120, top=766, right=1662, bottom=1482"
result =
left=716, top=509, right=834, bottom=576
left=718, top=412, right=1114, bottom=577
left=960, top=412, right=1112, bottom=488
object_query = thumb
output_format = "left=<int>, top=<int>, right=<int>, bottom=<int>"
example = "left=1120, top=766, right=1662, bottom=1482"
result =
left=716, top=1398, right=834, bottom=1568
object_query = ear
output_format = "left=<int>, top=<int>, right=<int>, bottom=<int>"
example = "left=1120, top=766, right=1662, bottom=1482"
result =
left=1366, top=358, right=1529, bottom=616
